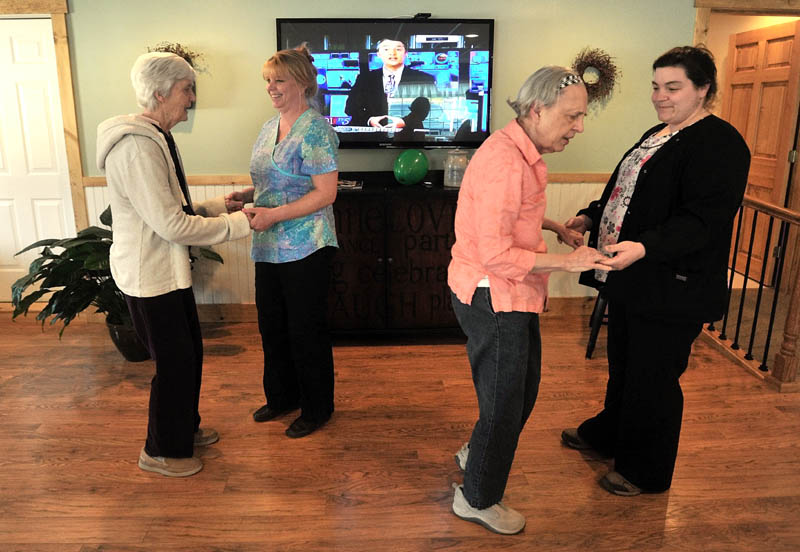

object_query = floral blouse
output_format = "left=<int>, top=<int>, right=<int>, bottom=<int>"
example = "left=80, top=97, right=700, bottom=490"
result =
left=596, top=130, right=675, bottom=282
left=249, top=109, right=339, bottom=263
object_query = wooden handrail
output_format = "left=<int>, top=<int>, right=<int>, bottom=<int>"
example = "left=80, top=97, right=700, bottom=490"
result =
left=739, top=196, right=800, bottom=389
left=742, top=194, right=800, bottom=226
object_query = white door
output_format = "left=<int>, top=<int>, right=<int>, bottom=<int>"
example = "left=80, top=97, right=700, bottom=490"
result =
left=0, top=18, right=75, bottom=302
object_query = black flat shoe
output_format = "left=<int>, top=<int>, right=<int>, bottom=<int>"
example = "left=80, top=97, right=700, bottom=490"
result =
left=561, top=428, right=593, bottom=450
left=285, top=415, right=329, bottom=438
left=599, top=471, right=642, bottom=496
left=253, top=404, right=298, bottom=423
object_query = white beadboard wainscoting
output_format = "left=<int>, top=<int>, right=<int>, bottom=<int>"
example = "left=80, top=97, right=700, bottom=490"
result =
left=84, top=184, right=256, bottom=305
left=542, top=181, right=607, bottom=299
left=84, top=180, right=607, bottom=304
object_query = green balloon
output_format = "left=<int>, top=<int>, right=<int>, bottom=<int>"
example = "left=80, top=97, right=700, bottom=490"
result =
left=393, top=149, right=429, bottom=185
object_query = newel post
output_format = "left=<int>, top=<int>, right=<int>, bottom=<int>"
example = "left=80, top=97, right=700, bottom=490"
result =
left=769, top=251, right=800, bottom=385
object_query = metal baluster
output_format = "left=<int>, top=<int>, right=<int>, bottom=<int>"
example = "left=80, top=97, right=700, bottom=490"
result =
left=745, top=216, right=774, bottom=364
left=718, top=204, right=745, bottom=340
left=759, top=220, right=791, bottom=372
left=731, top=209, right=759, bottom=351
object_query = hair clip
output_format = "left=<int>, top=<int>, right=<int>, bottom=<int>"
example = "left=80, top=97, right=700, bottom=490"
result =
left=558, top=73, right=582, bottom=89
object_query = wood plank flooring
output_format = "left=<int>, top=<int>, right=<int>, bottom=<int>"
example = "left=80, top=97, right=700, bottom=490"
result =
left=1, top=311, right=799, bottom=551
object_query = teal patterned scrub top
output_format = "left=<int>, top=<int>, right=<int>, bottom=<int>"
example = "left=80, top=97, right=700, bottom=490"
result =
left=249, top=109, right=339, bottom=263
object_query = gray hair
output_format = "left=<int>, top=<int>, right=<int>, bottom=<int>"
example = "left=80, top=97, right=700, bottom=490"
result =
left=130, top=52, right=196, bottom=112
left=507, top=66, right=583, bottom=118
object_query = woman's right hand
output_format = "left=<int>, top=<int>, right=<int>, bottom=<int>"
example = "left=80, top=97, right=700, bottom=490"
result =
left=225, top=187, right=255, bottom=213
left=552, top=223, right=585, bottom=249
left=225, top=191, right=245, bottom=213
left=242, top=206, right=282, bottom=232
left=563, top=215, right=591, bottom=235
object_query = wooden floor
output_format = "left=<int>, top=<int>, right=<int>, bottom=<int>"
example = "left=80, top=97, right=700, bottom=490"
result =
left=1, top=311, right=799, bottom=552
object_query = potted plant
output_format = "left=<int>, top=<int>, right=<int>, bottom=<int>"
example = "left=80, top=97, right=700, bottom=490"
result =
left=11, top=206, right=222, bottom=361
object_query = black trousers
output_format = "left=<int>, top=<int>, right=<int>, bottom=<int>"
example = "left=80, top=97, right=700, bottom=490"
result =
left=578, top=301, right=702, bottom=492
left=255, top=247, right=335, bottom=423
left=125, top=288, right=203, bottom=458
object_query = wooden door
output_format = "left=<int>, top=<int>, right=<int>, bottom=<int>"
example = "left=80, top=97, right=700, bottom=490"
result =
left=722, top=20, right=800, bottom=282
left=0, top=18, right=75, bottom=301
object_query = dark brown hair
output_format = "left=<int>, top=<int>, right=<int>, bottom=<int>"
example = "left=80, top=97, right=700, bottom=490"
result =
left=653, top=46, right=717, bottom=106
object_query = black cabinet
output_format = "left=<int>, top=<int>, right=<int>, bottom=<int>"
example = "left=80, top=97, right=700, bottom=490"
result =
left=329, top=171, right=459, bottom=332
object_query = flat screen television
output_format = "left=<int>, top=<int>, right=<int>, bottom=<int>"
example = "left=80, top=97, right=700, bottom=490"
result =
left=276, top=18, right=494, bottom=149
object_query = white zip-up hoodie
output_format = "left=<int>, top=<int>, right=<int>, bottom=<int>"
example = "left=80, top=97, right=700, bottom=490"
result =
left=97, top=114, right=250, bottom=298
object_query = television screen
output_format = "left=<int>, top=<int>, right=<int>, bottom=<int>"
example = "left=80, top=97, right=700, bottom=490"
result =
left=276, top=18, right=494, bottom=149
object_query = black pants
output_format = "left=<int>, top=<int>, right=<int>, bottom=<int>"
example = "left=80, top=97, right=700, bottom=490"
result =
left=125, top=288, right=203, bottom=458
left=255, top=247, right=335, bottom=423
left=578, top=301, right=702, bottom=492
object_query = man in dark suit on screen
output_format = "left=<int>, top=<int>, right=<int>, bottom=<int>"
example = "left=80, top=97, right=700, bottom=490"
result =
left=344, top=39, right=436, bottom=129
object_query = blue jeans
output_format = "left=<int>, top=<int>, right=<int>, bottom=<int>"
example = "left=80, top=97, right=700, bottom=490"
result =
left=451, top=288, right=541, bottom=508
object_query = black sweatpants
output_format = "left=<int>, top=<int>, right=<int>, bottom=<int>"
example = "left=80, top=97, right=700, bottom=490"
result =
left=125, top=287, right=203, bottom=458
left=578, top=300, right=703, bottom=492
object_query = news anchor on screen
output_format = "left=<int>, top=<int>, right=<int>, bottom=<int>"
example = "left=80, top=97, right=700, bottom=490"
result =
left=344, top=38, right=436, bottom=128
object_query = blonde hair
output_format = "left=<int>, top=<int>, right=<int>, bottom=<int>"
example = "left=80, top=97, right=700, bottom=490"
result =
left=262, top=43, right=318, bottom=102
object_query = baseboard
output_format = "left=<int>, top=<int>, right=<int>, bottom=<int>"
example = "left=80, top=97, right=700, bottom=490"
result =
left=2, top=296, right=597, bottom=326
left=545, top=296, right=597, bottom=317
left=197, top=303, right=257, bottom=323
left=195, top=298, right=595, bottom=324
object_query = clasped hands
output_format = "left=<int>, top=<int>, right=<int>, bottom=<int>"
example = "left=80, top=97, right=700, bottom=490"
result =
left=224, top=190, right=277, bottom=231
left=562, top=215, right=645, bottom=271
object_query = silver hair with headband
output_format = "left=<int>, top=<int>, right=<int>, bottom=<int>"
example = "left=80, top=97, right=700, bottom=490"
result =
left=507, top=66, right=586, bottom=118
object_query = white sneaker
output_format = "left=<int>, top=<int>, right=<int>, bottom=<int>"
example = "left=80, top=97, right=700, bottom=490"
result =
left=455, top=442, right=469, bottom=471
left=452, top=484, right=525, bottom=535
left=138, top=448, right=203, bottom=477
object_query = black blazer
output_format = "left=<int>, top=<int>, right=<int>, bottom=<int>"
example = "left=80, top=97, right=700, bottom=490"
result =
left=578, top=115, right=750, bottom=322
left=344, top=67, right=436, bottom=127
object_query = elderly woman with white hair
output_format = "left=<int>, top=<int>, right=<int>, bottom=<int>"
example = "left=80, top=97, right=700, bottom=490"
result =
left=447, top=66, right=610, bottom=534
left=96, top=52, right=251, bottom=477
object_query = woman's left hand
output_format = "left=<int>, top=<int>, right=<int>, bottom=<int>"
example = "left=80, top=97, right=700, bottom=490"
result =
left=242, top=207, right=280, bottom=231
left=553, top=223, right=584, bottom=249
left=600, top=241, right=646, bottom=270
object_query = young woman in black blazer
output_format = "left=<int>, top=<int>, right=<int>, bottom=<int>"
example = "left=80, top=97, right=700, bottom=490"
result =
left=560, top=46, right=750, bottom=495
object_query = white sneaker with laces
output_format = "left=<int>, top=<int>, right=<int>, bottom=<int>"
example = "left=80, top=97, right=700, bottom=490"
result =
left=451, top=484, right=525, bottom=535
left=455, top=442, right=469, bottom=471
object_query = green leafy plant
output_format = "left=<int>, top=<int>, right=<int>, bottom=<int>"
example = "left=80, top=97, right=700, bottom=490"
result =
left=12, top=223, right=123, bottom=336
left=11, top=206, right=222, bottom=337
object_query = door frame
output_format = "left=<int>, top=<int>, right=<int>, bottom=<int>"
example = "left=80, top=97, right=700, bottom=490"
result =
left=695, top=1, right=800, bottom=293
left=0, top=0, right=86, bottom=230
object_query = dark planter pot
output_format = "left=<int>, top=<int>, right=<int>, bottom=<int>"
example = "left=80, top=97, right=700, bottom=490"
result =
left=106, top=320, right=151, bottom=362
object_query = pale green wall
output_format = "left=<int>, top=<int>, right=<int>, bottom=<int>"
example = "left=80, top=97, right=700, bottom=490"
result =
left=69, top=0, right=695, bottom=177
